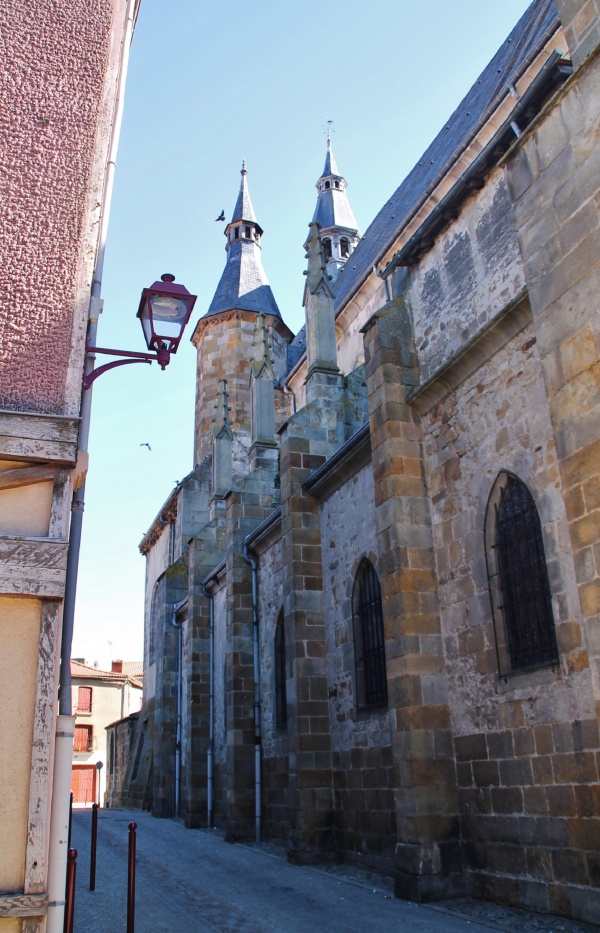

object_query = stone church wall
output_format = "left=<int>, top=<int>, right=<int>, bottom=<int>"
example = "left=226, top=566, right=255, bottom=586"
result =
left=320, top=463, right=396, bottom=871
left=422, top=320, right=599, bottom=912
left=409, top=171, right=526, bottom=381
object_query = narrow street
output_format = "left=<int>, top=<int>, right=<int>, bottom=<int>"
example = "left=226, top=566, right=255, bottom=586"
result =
left=71, top=809, right=597, bottom=933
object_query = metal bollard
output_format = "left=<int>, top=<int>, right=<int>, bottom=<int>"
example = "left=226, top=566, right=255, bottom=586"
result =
left=67, top=792, right=74, bottom=850
left=90, top=802, right=98, bottom=891
left=63, top=848, right=77, bottom=933
left=127, top=821, right=137, bottom=933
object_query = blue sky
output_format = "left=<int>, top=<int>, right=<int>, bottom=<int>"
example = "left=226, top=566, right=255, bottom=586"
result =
left=72, top=0, right=535, bottom=667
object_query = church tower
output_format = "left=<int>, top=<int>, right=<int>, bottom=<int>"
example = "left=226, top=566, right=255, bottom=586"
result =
left=191, top=163, right=291, bottom=475
left=310, top=134, right=359, bottom=281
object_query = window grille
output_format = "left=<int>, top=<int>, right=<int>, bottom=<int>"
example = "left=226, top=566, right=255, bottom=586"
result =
left=486, top=472, right=559, bottom=675
left=77, top=686, right=92, bottom=713
left=353, top=559, right=387, bottom=709
left=275, top=611, right=287, bottom=728
left=74, top=725, right=93, bottom=752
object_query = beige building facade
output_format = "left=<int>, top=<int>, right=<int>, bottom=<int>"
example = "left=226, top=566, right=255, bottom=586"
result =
left=0, top=2, right=139, bottom=930
left=71, top=662, right=142, bottom=807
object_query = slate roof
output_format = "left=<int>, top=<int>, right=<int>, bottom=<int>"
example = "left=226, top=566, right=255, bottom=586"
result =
left=332, top=0, right=559, bottom=312
left=205, top=240, right=282, bottom=318
left=231, top=161, right=257, bottom=224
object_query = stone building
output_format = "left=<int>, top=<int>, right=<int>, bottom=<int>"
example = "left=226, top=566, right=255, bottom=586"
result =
left=133, top=0, right=600, bottom=923
left=0, top=2, right=139, bottom=930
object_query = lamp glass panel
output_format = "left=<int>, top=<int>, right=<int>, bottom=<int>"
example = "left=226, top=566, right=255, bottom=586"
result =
left=139, top=299, right=153, bottom=347
left=150, top=294, right=188, bottom=339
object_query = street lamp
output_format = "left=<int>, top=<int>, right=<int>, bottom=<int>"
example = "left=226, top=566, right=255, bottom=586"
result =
left=83, top=273, right=197, bottom=388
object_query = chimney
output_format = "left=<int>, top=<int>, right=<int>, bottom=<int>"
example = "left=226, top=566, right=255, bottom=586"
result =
left=112, top=660, right=123, bottom=674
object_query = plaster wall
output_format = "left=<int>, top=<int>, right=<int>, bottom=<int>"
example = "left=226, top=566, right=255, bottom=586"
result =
left=0, top=0, right=128, bottom=415
left=408, top=172, right=526, bottom=382
left=0, top=597, right=40, bottom=891
left=0, top=462, right=53, bottom=537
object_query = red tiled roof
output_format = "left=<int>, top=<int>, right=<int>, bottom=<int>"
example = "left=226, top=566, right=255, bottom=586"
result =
left=70, top=660, right=143, bottom=687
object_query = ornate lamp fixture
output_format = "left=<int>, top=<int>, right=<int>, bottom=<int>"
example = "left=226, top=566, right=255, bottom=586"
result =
left=83, top=274, right=197, bottom=389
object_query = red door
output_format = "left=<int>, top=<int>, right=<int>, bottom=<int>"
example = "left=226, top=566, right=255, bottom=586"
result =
left=71, top=766, right=96, bottom=805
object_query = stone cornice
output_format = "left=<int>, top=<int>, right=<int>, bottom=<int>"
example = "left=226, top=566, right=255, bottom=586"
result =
left=191, top=309, right=294, bottom=347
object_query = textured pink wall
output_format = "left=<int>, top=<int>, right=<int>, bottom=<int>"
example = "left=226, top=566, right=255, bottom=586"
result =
left=0, top=0, right=115, bottom=414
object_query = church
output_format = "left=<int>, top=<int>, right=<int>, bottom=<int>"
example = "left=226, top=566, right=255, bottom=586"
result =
left=115, top=0, right=600, bottom=921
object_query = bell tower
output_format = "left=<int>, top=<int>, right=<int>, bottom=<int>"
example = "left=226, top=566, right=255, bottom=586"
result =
left=309, top=131, right=359, bottom=281
left=190, top=163, right=291, bottom=478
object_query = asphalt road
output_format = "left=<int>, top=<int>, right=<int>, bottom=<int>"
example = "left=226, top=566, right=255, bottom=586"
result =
left=70, top=809, right=597, bottom=933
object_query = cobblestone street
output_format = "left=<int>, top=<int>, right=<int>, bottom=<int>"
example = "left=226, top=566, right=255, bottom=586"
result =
left=71, top=810, right=599, bottom=932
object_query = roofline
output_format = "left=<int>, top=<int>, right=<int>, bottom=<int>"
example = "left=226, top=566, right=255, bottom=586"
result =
left=334, top=15, right=562, bottom=313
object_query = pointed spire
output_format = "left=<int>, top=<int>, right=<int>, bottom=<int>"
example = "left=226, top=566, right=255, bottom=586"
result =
left=212, top=378, right=232, bottom=438
left=310, top=137, right=359, bottom=281
left=231, top=159, right=256, bottom=224
left=205, top=164, right=282, bottom=320
left=322, top=134, right=339, bottom=178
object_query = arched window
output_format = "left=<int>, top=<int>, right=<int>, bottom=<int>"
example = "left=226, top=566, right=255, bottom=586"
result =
left=352, top=559, right=387, bottom=709
left=275, top=611, right=287, bottom=728
left=322, top=238, right=332, bottom=261
left=485, top=472, right=559, bottom=675
left=340, top=237, right=350, bottom=258
left=325, top=180, right=330, bottom=189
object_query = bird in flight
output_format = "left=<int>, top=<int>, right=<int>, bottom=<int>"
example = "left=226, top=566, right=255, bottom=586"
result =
left=215, top=210, right=225, bottom=222
left=140, top=443, right=151, bottom=451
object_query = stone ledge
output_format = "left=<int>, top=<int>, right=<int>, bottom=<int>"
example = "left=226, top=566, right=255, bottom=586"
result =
left=407, top=291, right=532, bottom=414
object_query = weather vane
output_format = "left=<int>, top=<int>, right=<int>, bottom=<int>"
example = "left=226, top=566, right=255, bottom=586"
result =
left=323, top=119, right=334, bottom=143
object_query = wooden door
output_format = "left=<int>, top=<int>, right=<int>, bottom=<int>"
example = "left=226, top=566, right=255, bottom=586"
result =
left=71, top=765, right=96, bottom=805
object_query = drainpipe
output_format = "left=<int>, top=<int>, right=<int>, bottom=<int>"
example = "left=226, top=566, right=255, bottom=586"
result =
left=202, top=584, right=215, bottom=828
left=171, top=597, right=187, bottom=819
left=243, top=540, right=261, bottom=843
left=46, top=4, right=137, bottom=931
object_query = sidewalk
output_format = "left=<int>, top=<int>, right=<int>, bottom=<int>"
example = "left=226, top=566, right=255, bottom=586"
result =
left=71, top=809, right=598, bottom=932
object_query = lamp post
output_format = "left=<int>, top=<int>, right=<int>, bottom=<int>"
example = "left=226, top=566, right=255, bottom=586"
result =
left=83, top=274, right=197, bottom=388
left=47, top=271, right=197, bottom=933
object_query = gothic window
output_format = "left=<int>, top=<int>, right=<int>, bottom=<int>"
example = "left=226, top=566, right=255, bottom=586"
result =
left=340, top=237, right=350, bottom=258
left=275, top=611, right=287, bottom=728
left=323, top=238, right=332, bottom=261
left=485, top=472, right=559, bottom=676
left=352, top=559, right=387, bottom=710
